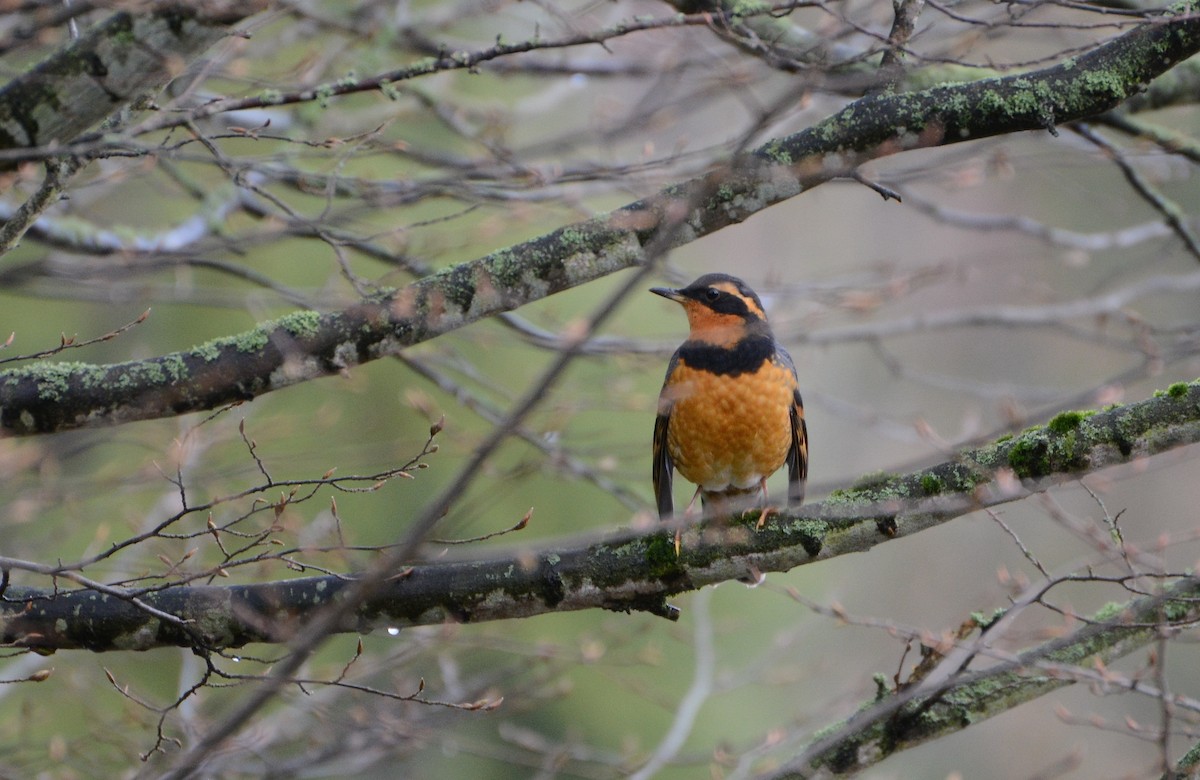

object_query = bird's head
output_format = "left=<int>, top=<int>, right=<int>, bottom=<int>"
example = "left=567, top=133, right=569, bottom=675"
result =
left=650, top=273, right=770, bottom=346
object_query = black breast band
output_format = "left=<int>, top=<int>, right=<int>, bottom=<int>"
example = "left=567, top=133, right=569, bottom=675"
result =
left=677, top=335, right=773, bottom=377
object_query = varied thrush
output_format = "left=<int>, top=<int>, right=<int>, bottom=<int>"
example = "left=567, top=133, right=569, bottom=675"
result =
left=651, top=273, right=807, bottom=519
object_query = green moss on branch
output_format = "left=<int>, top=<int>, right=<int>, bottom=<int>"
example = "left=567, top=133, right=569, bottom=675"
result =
left=5, top=382, right=1200, bottom=651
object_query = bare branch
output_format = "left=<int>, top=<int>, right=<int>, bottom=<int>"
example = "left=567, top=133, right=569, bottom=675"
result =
left=1074, top=122, right=1200, bottom=261
left=874, top=0, right=926, bottom=94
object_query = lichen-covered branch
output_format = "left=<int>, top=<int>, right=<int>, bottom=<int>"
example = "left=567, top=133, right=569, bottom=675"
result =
left=0, top=155, right=82, bottom=256
left=0, top=4, right=264, bottom=259
left=0, top=2, right=264, bottom=160
left=1121, top=56, right=1200, bottom=114
left=3, top=380, right=1198, bottom=653
left=2, top=3, right=1198, bottom=436
left=767, top=577, right=1200, bottom=779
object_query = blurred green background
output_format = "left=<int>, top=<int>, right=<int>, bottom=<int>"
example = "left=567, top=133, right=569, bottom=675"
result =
left=2, top=1, right=1199, bottom=778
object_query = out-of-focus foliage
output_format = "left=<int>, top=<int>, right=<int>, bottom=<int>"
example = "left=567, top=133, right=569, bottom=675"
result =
left=2, top=1, right=1200, bottom=777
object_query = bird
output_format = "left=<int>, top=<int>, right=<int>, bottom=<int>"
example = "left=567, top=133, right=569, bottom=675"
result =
left=651, top=273, right=807, bottom=522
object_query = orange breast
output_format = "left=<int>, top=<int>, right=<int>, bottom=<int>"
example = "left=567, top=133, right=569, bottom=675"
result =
left=664, top=358, right=795, bottom=492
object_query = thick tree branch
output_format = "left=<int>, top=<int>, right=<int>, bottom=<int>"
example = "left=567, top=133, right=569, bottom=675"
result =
left=0, top=2, right=264, bottom=159
left=3, top=380, right=1198, bottom=653
left=2, top=2, right=1198, bottom=436
left=1121, top=56, right=1200, bottom=113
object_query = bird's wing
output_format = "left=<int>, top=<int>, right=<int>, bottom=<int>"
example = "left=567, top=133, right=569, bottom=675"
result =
left=652, top=352, right=680, bottom=518
left=778, top=347, right=808, bottom=506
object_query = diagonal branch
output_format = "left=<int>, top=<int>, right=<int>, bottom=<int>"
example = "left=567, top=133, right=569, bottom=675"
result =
left=1074, top=122, right=1200, bottom=261
left=765, top=576, right=1200, bottom=778
left=3, top=379, right=1198, bottom=653
left=0, top=2, right=264, bottom=158
left=0, top=156, right=83, bottom=255
left=2, top=2, right=1199, bottom=437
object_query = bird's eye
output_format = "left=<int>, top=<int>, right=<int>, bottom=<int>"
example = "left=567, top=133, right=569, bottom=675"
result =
left=704, top=288, right=721, bottom=301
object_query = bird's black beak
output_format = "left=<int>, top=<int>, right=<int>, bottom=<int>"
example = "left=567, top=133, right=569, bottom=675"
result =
left=650, top=286, right=685, bottom=303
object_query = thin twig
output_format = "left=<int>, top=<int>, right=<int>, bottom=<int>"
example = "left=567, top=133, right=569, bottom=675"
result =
left=1074, top=123, right=1200, bottom=262
left=628, top=587, right=716, bottom=780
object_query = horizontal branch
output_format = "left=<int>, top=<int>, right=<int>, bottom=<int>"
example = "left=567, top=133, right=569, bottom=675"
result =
left=3, top=380, right=1198, bottom=652
left=2, top=2, right=1198, bottom=436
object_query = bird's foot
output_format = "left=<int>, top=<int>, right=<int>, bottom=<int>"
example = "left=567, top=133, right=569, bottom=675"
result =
left=755, top=505, right=780, bottom=530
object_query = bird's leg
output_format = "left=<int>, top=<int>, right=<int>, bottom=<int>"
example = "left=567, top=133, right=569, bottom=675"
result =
left=755, top=477, right=779, bottom=529
left=674, top=486, right=705, bottom=554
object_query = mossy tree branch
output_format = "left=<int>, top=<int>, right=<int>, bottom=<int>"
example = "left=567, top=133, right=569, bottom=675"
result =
left=768, top=576, right=1200, bottom=779
left=2, top=2, right=1198, bottom=436
left=3, top=379, right=1198, bottom=653
left=0, top=2, right=264, bottom=159
left=668, top=0, right=1200, bottom=100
